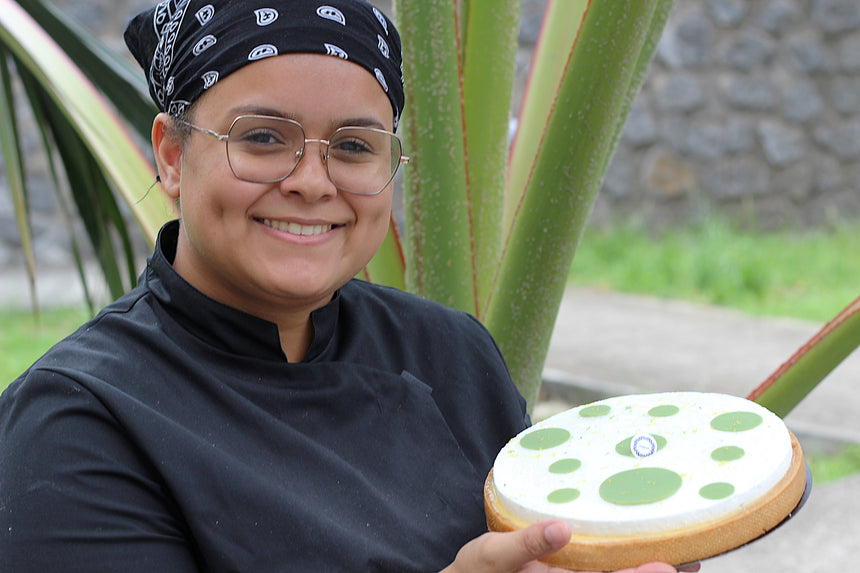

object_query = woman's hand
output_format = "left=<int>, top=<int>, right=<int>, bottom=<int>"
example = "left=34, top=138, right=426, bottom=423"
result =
left=441, top=520, right=702, bottom=573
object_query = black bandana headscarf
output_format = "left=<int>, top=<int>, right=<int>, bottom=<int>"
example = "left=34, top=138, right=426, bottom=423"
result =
left=124, top=0, right=404, bottom=129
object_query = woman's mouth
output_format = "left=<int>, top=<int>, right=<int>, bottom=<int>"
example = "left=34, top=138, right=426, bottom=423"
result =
left=259, top=218, right=334, bottom=236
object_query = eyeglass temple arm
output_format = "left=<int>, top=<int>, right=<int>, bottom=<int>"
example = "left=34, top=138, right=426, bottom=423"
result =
left=176, top=118, right=228, bottom=142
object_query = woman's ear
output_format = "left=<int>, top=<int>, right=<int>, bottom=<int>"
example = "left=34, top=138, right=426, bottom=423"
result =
left=152, top=112, right=183, bottom=200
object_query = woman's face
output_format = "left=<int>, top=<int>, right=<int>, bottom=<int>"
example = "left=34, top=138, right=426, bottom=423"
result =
left=156, top=54, right=395, bottom=319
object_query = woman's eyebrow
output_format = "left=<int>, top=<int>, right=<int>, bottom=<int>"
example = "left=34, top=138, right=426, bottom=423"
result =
left=223, top=107, right=387, bottom=131
left=225, top=105, right=296, bottom=120
left=333, top=117, right=387, bottom=130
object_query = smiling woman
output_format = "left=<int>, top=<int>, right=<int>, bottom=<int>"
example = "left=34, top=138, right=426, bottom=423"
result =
left=0, top=2, right=686, bottom=572
left=0, top=2, right=529, bottom=571
left=152, top=53, right=398, bottom=359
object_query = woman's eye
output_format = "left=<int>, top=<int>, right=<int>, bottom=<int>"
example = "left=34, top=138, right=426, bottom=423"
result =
left=240, top=130, right=283, bottom=145
left=332, top=138, right=373, bottom=155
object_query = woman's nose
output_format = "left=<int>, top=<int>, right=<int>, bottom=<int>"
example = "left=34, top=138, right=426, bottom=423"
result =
left=279, top=141, right=337, bottom=200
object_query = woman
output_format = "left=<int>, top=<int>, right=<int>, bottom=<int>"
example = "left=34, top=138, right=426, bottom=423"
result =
left=0, top=1, right=694, bottom=571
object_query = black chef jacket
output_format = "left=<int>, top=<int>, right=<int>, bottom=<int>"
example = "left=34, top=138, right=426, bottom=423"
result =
left=0, top=220, right=529, bottom=573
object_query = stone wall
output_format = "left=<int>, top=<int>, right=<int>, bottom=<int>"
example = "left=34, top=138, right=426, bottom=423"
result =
left=2, top=0, right=859, bottom=270
left=589, top=0, right=860, bottom=230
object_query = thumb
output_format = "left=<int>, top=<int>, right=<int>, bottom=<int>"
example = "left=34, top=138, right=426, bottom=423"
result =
left=451, top=520, right=572, bottom=572
left=531, top=520, right=572, bottom=556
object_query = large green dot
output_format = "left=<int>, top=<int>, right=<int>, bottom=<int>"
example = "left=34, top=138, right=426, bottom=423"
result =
left=648, top=405, right=680, bottom=417
left=700, top=482, right=735, bottom=500
left=711, top=411, right=763, bottom=432
left=520, top=428, right=570, bottom=450
left=599, top=468, right=682, bottom=506
left=616, top=434, right=667, bottom=457
left=579, top=404, right=611, bottom=417
left=549, top=458, right=582, bottom=474
left=711, top=446, right=745, bottom=462
left=547, top=488, right=581, bottom=504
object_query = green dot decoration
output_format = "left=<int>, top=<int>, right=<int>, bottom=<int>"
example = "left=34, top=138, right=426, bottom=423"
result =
left=599, top=468, right=683, bottom=506
left=616, top=434, right=667, bottom=457
left=520, top=427, right=571, bottom=450
left=547, top=488, right=581, bottom=504
left=549, top=458, right=582, bottom=474
left=579, top=404, right=611, bottom=418
left=494, top=393, right=793, bottom=533
left=699, top=482, right=735, bottom=500
left=711, top=446, right=745, bottom=462
left=648, top=405, right=680, bottom=417
left=711, top=411, right=763, bottom=432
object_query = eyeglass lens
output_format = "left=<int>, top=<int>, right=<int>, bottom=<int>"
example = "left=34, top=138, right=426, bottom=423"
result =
left=224, top=115, right=403, bottom=195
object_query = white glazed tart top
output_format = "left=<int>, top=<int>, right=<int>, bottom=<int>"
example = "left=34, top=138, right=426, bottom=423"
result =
left=491, top=392, right=793, bottom=536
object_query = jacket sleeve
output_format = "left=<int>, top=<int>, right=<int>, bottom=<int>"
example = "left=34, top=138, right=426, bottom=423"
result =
left=0, top=370, right=199, bottom=573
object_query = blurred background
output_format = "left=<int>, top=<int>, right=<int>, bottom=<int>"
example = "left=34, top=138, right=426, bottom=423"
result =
left=2, top=1, right=859, bottom=569
left=3, top=0, right=859, bottom=314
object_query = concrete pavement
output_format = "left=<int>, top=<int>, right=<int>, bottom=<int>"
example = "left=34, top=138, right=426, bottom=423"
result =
left=541, top=287, right=860, bottom=572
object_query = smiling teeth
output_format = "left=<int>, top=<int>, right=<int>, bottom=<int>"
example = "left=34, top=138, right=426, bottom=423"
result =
left=262, top=219, right=332, bottom=236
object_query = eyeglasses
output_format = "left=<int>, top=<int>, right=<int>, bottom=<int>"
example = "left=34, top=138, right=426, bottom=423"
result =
left=175, top=114, right=410, bottom=196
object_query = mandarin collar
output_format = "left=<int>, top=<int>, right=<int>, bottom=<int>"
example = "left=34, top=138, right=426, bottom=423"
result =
left=143, top=220, right=340, bottom=362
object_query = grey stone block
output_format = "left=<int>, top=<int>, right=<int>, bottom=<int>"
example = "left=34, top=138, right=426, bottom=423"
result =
left=721, top=30, right=776, bottom=70
left=759, top=0, right=802, bottom=35
left=725, top=76, right=778, bottom=111
left=813, top=0, right=860, bottom=35
left=757, top=119, right=807, bottom=167
left=830, top=76, right=860, bottom=114
left=781, top=79, right=824, bottom=123
left=813, top=120, right=860, bottom=160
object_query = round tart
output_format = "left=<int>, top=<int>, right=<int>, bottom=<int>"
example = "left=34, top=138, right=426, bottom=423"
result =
left=484, top=392, right=806, bottom=571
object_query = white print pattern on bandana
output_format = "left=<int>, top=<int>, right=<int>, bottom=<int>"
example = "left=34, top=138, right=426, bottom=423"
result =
left=195, top=4, right=214, bottom=26
left=255, top=8, right=278, bottom=26
left=317, top=6, right=346, bottom=26
left=150, top=0, right=191, bottom=108
left=193, top=34, right=217, bottom=56
left=325, top=44, right=348, bottom=59
left=374, top=68, right=388, bottom=93
left=202, top=71, right=219, bottom=89
left=249, top=44, right=279, bottom=61
left=377, top=35, right=389, bottom=59
left=168, top=99, right=190, bottom=116
left=372, top=7, right=388, bottom=34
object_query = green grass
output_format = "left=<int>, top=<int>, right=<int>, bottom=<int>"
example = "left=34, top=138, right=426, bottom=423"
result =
left=807, top=444, right=860, bottom=485
left=1, top=306, right=89, bottom=390
left=569, top=217, right=860, bottom=323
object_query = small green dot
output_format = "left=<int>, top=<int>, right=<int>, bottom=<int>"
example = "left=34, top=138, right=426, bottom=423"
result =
left=520, top=428, right=570, bottom=450
left=549, top=458, right=582, bottom=474
left=547, top=488, right=581, bottom=504
left=711, top=411, right=763, bottom=432
left=616, top=434, right=667, bottom=457
left=579, top=404, right=611, bottom=417
left=649, top=405, right=680, bottom=417
left=711, top=446, right=745, bottom=462
left=700, top=482, right=735, bottom=500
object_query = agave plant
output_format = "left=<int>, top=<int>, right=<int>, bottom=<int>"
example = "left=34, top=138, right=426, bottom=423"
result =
left=749, top=294, right=860, bottom=417
left=380, top=0, right=683, bottom=409
left=0, top=0, right=174, bottom=313
left=2, top=0, right=858, bottom=415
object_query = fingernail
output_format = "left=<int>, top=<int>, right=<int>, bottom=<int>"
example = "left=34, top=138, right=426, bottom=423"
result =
left=543, top=522, right=570, bottom=546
